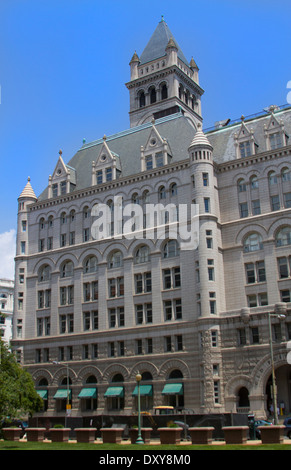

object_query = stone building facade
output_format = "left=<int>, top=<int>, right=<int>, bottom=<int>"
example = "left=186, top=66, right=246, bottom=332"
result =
left=12, top=19, right=291, bottom=421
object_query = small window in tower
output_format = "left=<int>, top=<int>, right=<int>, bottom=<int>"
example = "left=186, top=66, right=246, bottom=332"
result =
left=150, top=87, right=156, bottom=104
left=161, top=84, right=168, bottom=100
left=139, top=91, right=145, bottom=108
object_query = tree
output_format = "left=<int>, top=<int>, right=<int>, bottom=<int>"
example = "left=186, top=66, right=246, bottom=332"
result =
left=0, top=340, right=43, bottom=422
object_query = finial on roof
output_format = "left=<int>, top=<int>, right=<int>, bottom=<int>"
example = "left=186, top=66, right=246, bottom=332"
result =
left=241, top=115, right=245, bottom=121
left=151, top=118, right=155, bottom=125
left=27, top=176, right=31, bottom=182
left=59, top=149, right=62, bottom=155
left=83, top=138, right=86, bottom=144
left=103, top=134, right=107, bottom=141
left=161, top=15, right=164, bottom=22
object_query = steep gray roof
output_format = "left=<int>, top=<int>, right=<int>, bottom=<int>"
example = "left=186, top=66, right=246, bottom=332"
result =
left=38, top=113, right=195, bottom=201
left=207, top=106, right=291, bottom=164
left=139, top=19, right=189, bottom=66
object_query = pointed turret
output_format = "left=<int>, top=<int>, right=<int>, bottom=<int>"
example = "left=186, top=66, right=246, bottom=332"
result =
left=18, top=177, right=37, bottom=201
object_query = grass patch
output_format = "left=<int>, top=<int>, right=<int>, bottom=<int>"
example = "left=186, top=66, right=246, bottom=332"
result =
left=0, top=440, right=291, bottom=450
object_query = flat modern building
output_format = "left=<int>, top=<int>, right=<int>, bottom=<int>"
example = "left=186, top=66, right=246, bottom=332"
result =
left=12, top=19, right=291, bottom=422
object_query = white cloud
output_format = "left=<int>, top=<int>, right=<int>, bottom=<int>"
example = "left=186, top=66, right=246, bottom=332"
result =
left=0, top=229, right=16, bottom=280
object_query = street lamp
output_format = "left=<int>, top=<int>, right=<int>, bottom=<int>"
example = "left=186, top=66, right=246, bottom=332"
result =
left=135, top=372, right=144, bottom=445
left=267, top=313, right=285, bottom=425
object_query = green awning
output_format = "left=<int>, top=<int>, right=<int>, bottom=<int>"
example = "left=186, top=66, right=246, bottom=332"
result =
left=37, top=389, right=48, bottom=400
left=104, top=386, right=124, bottom=398
left=53, top=389, right=72, bottom=399
left=132, top=385, right=153, bottom=396
left=162, top=383, right=183, bottom=395
left=78, top=388, right=97, bottom=399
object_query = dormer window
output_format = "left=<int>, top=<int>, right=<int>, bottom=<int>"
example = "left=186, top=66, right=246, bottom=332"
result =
left=141, top=121, right=173, bottom=172
left=264, top=108, right=288, bottom=151
left=92, top=136, right=122, bottom=186
left=234, top=117, right=258, bottom=159
left=48, top=150, right=76, bottom=198
left=239, top=141, right=251, bottom=158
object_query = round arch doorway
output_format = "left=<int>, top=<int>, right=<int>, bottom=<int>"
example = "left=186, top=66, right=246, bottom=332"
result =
left=265, top=364, right=291, bottom=419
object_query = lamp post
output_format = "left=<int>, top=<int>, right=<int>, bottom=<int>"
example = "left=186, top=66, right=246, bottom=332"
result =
left=135, top=372, right=144, bottom=445
left=267, top=313, right=285, bottom=425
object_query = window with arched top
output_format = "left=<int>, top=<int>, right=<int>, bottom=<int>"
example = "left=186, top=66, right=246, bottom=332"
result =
left=163, top=240, right=179, bottom=258
left=161, top=83, right=168, bottom=100
left=38, top=264, right=51, bottom=282
left=131, top=193, right=140, bottom=205
left=83, top=206, right=90, bottom=219
left=168, top=369, right=183, bottom=380
left=135, top=245, right=150, bottom=264
left=112, top=373, right=124, bottom=383
left=60, top=212, right=67, bottom=224
left=237, top=178, right=247, bottom=192
left=83, top=256, right=98, bottom=274
left=243, top=233, right=263, bottom=253
left=282, top=167, right=291, bottom=182
left=158, top=185, right=166, bottom=200
left=276, top=226, right=291, bottom=247
left=268, top=171, right=277, bottom=185
left=108, top=250, right=123, bottom=269
left=250, top=175, right=259, bottom=189
left=150, top=87, right=156, bottom=104
left=139, top=91, right=145, bottom=108
left=61, top=260, right=74, bottom=278
left=170, top=182, right=178, bottom=196
left=39, top=217, right=45, bottom=229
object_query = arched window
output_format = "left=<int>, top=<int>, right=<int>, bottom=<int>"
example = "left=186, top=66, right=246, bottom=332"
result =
left=112, top=373, right=124, bottom=383
left=170, top=182, right=178, bottom=196
left=143, top=190, right=150, bottom=204
left=84, top=256, right=98, bottom=274
left=276, top=226, right=291, bottom=247
left=86, top=375, right=97, bottom=384
left=243, top=233, right=263, bottom=253
left=83, top=206, right=90, bottom=219
left=38, top=265, right=51, bottom=282
left=250, top=175, right=259, bottom=189
left=163, top=240, right=179, bottom=258
left=269, top=171, right=277, bottom=185
left=161, top=84, right=168, bottom=100
left=70, top=210, right=75, bottom=222
left=150, top=87, right=156, bottom=104
left=61, top=260, right=74, bottom=278
left=158, top=185, right=166, bottom=200
left=237, top=387, right=250, bottom=408
left=139, top=91, right=145, bottom=108
left=39, top=217, right=45, bottom=229
left=48, top=215, right=54, bottom=228
left=237, top=178, right=247, bottom=192
left=168, top=369, right=183, bottom=379
left=60, top=212, right=67, bottom=224
left=131, top=193, right=140, bottom=205
left=108, top=250, right=123, bottom=269
left=135, top=245, right=150, bottom=264
left=282, top=167, right=291, bottom=182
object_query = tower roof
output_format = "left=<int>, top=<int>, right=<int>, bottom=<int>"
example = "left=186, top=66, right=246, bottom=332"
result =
left=18, top=177, right=37, bottom=200
left=139, top=18, right=189, bottom=66
left=189, top=123, right=213, bottom=149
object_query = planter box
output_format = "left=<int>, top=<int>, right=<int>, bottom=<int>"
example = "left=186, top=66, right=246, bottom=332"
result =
left=258, top=425, right=285, bottom=444
left=75, top=428, right=97, bottom=443
left=222, top=426, right=249, bottom=444
left=101, top=427, right=124, bottom=444
left=158, top=427, right=183, bottom=445
left=26, top=428, right=46, bottom=442
left=189, top=427, right=215, bottom=445
left=49, top=428, right=71, bottom=442
left=129, top=427, right=152, bottom=444
left=2, top=428, right=23, bottom=441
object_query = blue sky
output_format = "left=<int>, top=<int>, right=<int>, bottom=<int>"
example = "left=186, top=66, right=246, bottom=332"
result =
left=0, top=0, right=291, bottom=278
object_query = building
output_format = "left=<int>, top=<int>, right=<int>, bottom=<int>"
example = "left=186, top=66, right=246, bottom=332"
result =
left=0, top=278, right=14, bottom=345
left=12, top=18, right=291, bottom=422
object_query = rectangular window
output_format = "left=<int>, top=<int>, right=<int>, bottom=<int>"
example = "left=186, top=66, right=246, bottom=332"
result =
left=211, top=330, right=218, bottom=347
left=258, top=292, right=268, bottom=306
left=204, top=198, right=210, bottom=213
left=202, top=173, right=209, bottom=186
left=284, top=193, right=291, bottom=209
left=165, top=336, right=172, bottom=352
left=238, top=328, right=246, bottom=346
left=247, top=295, right=257, bottom=308
left=96, top=170, right=103, bottom=184
left=239, top=202, right=248, bottom=218
left=246, top=263, right=256, bottom=284
left=271, top=195, right=280, bottom=211
left=176, top=335, right=183, bottom=351
left=252, top=200, right=261, bottom=215
left=239, top=141, right=251, bottom=158
left=251, top=327, right=259, bottom=344
left=281, top=290, right=291, bottom=302
left=145, top=155, right=153, bottom=170
left=106, top=167, right=112, bottom=182
left=278, top=257, right=289, bottom=278
left=269, top=132, right=282, bottom=150
left=146, top=338, right=153, bottom=354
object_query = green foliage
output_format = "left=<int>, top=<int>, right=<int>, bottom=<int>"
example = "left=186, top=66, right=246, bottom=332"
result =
left=0, top=340, right=43, bottom=421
